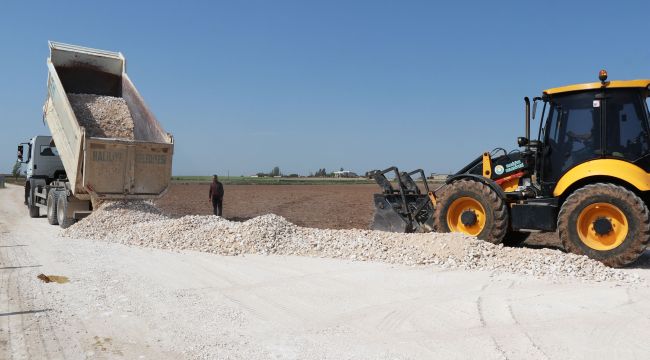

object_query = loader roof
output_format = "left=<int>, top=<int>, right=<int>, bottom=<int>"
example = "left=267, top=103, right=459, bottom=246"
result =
left=544, top=79, right=650, bottom=95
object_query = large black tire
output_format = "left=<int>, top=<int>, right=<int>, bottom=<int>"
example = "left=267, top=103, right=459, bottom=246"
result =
left=28, top=204, right=40, bottom=218
left=47, top=191, right=59, bottom=225
left=56, top=194, right=76, bottom=229
left=433, top=179, right=508, bottom=244
left=28, top=185, right=40, bottom=218
left=558, top=183, right=650, bottom=268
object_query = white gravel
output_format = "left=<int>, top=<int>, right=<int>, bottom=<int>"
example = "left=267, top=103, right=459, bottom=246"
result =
left=3, top=185, right=650, bottom=359
left=68, top=93, right=135, bottom=139
left=61, top=201, right=638, bottom=283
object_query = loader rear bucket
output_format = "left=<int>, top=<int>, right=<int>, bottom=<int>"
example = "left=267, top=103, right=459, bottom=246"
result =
left=369, top=167, right=435, bottom=233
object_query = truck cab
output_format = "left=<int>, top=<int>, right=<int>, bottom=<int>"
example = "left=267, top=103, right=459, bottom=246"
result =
left=17, top=135, right=66, bottom=216
left=18, top=135, right=65, bottom=181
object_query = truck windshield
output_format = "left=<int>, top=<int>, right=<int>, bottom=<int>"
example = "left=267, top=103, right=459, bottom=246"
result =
left=40, top=145, right=59, bottom=157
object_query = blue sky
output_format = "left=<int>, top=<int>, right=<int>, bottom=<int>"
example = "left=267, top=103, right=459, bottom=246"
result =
left=1, top=0, right=649, bottom=176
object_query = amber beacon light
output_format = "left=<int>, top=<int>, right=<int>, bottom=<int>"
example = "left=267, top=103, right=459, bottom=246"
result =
left=599, top=69, right=608, bottom=83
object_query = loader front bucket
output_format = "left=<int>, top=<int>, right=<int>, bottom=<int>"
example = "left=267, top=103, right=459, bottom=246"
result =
left=371, top=194, right=411, bottom=232
left=369, top=167, right=435, bottom=233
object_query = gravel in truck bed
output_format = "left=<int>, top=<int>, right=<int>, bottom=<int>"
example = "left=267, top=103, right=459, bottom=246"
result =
left=68, top=93, right=135, bottom=140
left=61, top=201, right=639, bottom=283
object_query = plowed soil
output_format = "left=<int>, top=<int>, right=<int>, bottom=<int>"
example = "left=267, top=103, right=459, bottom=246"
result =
left=156, top=183, right=378, bottom=229
left=156, top=183, right=560, bottom=248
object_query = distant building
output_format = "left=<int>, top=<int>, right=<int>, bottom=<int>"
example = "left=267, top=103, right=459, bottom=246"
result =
left=429, top=173, right=450, bottom=181
left=333, top=170, right=358, bottom=178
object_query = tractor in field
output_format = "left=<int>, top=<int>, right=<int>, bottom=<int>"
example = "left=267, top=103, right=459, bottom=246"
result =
left=371, top=70, right=650, bottom=267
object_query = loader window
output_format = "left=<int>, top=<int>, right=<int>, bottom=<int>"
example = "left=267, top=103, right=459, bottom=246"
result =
left=543, top=91, right=601, bottom=183
left=605, top=90, right=649, bottom=161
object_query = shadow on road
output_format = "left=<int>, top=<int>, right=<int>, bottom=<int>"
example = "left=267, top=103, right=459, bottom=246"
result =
left=629, top=250, right=650, bottom=269
left=226, top=216, right=253, bottom=223
left=510, top=232, right=650, bottom=270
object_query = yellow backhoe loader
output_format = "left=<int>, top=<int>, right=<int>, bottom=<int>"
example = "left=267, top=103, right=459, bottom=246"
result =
left=371, top=70, right=650, bottom=267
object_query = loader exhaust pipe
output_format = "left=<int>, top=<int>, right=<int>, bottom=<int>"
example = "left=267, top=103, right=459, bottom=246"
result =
left=524, top=97, right=530, bottom=151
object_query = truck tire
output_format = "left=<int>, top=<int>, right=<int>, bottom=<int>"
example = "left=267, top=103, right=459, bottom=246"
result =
left=558, top=183, right=649, bottom=268
left=28, top=186, right=40, bottom=218
left=28, top=204, right=40, bottom=218
left=47, top=191, right=59, bottom=225
left=433, top=179, right=508, bottom=244
left=56, top=194, right=76, bottom=229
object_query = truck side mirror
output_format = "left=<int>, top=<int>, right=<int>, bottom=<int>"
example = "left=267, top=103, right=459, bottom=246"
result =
left=17, top=143, right=29, bottom=163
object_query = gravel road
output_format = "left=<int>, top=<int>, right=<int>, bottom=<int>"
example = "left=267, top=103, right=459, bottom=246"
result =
left=2, top=185, right=650, bottom=359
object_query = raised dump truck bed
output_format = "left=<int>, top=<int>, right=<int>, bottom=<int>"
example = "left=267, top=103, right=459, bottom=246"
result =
left=44, top=41, right=174, bottom=200
left=20, top=41, right=174, bottom=228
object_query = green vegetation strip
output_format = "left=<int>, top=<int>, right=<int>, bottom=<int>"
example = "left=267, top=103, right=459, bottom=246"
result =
left=172, top=176, right=376, bottom=185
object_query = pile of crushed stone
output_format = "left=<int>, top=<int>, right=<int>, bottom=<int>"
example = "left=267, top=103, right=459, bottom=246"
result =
left=68, top=93, right=135, bottom=139
left=61, top=201, right=639, bottom=283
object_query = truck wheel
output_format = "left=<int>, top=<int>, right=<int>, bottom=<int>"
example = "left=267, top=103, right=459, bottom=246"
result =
left=47, top=191, right=59, bottom=225
left=28, top=186, right=40, bottom=218
left=558, top=183, right=650, bottom=267
left=56, top=194, right=76, bottom=229
left=433, top=179, right=508, bottom=244
left=28, top=204, right=40, bottom=218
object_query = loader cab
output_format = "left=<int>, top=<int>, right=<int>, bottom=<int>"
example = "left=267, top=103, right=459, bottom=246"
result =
left=536, top=78, right=650, bottom=196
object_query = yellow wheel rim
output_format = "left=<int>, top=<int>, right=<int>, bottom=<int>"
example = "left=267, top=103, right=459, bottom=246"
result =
left=576, top=202, right=628, bottom=251
left=446, top=197, right=486, bottom=236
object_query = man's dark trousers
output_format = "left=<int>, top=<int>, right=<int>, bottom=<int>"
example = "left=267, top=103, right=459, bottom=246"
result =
left=212, top=197, right=223, bottom=216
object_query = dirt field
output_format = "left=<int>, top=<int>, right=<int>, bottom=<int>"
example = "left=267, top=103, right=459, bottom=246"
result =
left=156, top=183, right=378, bottom=229
left=156, top=183, right=561, bottom=247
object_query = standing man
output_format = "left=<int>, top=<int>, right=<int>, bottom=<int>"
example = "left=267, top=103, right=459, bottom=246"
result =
left=209, top=174, right=224, bottom=216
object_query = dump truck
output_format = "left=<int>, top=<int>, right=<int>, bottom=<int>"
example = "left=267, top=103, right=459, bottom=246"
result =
left=17, top=41, right=174, bottom=228
left=371, top=70, right=650, bottom=267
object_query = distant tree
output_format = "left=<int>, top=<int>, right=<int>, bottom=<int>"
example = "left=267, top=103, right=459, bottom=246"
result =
left=12, top=161, right=21, bottom=179
left=256, top=172, right=267, bottom=177
left=340, top=167, right=344, bottom=171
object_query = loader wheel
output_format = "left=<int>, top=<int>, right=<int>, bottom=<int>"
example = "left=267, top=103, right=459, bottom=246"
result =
left=434, top=179, right=508, bottom=244
left=47, top=191, right=59, bottom=225
left=558, top=183, right=649, bottom=268
left=56, top=194, right=76, bottom=229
